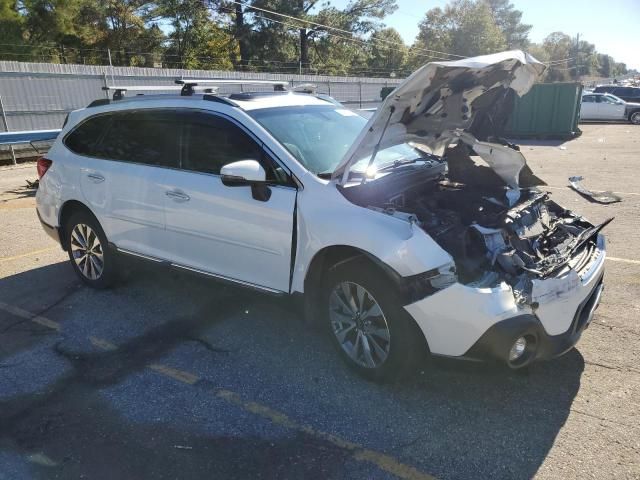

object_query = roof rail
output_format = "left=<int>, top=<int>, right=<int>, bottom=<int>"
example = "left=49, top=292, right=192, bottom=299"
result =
left=102, top=79, right=289, bottom=100
left=102, top=85, right=184, bottom=100
left=175, top=78, right=288, bottom=96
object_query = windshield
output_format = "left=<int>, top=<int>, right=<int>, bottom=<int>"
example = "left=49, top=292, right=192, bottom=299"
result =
left=249, top=105, right=425, bottom=175
left=603, top=94, right=625, bottom=104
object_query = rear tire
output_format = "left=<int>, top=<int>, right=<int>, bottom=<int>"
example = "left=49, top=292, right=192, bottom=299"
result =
left=322, top=258, right=428, bottom=382
left=65, top=211, right=116, bottom=289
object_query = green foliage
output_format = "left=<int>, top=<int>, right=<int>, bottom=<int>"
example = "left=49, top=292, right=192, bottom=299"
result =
left=529, top=31, right=625, bottom=82
left=0, top=0, right=26, bottom=58
left=410, top=0, right=508, bottom=68
left=368, top=28, right=406, bottom=75
left=483, top=0, right=530, bottom=49
left=0, top=0, right=631, bottom=81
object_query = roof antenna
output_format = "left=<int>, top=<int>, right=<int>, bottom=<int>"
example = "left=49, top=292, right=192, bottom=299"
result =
left=359, top=105, right=395, bottom=185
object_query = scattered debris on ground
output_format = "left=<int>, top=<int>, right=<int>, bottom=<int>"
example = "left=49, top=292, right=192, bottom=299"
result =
left=568, top=176, right=622, bottom=204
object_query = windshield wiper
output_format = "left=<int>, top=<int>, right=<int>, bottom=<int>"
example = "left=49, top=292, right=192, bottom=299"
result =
left=376, top=157, right=423, bottom=172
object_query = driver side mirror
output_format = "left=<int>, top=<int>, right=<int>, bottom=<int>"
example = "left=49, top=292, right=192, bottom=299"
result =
left=220, top=159, right=271, bottom=202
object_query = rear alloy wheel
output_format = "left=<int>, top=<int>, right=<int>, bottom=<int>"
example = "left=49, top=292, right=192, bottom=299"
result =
left=66, top=211, right=116, bottom=288
left=630, top=111, right=640, bottom=125
left=70, top=223, right=104, bottom=280
left=324, top=259, right=427, bottom=382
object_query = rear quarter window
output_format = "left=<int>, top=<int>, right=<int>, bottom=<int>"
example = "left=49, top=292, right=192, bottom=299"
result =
left=594, top=86, right=615, bottom=94
left=63, top=114, right=112, bottom=156
left=63, top=109, right=182, bottom=168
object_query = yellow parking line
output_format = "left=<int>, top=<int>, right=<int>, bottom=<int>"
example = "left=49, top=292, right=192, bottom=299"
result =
left=3, top=303, right=435, bottom=479
left=31, top=315, right=61, bottom=331
left=0, top=301, right=61, bottom=330
left=89, top=336, right=118, bottom=351
left=217, top=389, right=435, bottom=480
left=0, top=247, right=58, bottom=263
left=148, top=364, right=200, bottom=385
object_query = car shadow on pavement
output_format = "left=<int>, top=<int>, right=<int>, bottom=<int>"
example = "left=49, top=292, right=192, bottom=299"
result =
left=1, top=184, right=38, bottom=201
left=510, top=138, right=571, bottom=147
left=0, top=262, right=584, bottom=480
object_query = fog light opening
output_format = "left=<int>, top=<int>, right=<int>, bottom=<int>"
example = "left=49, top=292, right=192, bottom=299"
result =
left=507, top=335, right=537, bottom=368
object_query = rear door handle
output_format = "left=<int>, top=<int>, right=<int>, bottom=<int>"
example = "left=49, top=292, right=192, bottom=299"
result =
left=87, top=173, right=105, bottom=183
left=165, top=190, right=190, bottom=202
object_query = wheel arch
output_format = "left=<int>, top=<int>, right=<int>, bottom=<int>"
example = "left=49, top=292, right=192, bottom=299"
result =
left=628, top=108, right=640, bottom=123
left=58, top=200, right=100, bottom=251
left=302, top=245, right=405, bottom=326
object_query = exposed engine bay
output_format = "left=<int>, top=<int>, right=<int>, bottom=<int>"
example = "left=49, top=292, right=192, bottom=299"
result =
left=340, top=147, right=611, bottom=298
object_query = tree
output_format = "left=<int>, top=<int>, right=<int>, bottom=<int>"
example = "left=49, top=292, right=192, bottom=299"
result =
left=238, top=0, right=397, bottom=73
left=410, top=0, right=506, bottom=68
left=0, top=1, right=24, bottom=42
left=597, top=53, right=613, bottom=78
left=450, top=0, right=506, bottom=56
left=483, top=0, right=530, bottom=49
left=152, top=0, right=233, bottom=69
left=368, top=27, right=406, bottom=75
left=541, top=31, right=572, bottom=81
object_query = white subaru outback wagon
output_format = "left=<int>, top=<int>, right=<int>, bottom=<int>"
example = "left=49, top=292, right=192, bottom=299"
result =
left=35, top=51, right=607, bottom=382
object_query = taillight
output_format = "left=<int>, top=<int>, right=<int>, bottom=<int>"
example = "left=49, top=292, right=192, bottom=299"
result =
left=37, top=157, right=52, bottom=178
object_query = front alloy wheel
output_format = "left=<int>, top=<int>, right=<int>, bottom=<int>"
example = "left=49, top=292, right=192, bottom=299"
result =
left=329, top=281, right=391, bottom=368
left=324, top=258, right=428, bottom=382
left=630, top=111, right=640, bottom=125
left=70, top=223, right=104, bottom=280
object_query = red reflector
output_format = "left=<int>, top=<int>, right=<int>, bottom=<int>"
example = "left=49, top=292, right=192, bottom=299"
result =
left=37, top=158, right=52, bottom=178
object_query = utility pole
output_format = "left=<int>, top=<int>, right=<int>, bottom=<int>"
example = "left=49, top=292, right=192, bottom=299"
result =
left=574, top=33, right=580, bottom=79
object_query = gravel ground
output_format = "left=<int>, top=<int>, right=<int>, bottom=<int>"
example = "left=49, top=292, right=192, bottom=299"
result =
left=0, top=124, right=638, bottom=479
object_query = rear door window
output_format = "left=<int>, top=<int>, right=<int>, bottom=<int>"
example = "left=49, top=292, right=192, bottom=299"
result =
left=99, top=110, right=181, bottom=168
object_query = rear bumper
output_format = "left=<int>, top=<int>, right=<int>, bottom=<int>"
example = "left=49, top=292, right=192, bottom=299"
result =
left=37, top=208, right=62, bottom=247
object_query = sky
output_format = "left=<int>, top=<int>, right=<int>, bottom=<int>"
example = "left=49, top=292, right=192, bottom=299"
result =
left=328, top=0, right=640, bottom=70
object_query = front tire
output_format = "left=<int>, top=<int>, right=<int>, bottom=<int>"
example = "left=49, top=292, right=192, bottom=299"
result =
left=629, top=111, right=640, bottom=125
left=323, top=259, right=427, bottom=382
left=65, top=211, right=116, bottom=288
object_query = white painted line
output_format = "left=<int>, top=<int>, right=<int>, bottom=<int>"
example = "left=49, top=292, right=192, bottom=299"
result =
left=546, top=186, right=640, bottom=196
left=607, top=256, right=640, bottom=265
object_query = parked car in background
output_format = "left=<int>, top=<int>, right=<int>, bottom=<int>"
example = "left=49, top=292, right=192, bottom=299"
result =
left=594, top=85, right=640, bottom=103
left=580, top=93, right=640, bottom=124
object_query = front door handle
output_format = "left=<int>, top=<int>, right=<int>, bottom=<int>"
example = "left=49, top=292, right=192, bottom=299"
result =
left=165, top=190, right=190, bottom=202
left=87, top=173, right=105, bottom=183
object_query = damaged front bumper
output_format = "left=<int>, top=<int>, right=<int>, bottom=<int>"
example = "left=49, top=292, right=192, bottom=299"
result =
left=404, top=234, right=606, bottom=366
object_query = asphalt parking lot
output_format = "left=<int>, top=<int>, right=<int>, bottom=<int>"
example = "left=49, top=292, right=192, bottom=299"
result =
left=0, top=124, right=638, bottom=479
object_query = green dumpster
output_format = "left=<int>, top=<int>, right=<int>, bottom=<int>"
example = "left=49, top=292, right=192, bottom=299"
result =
left=503, top=82, right=583, bottom=139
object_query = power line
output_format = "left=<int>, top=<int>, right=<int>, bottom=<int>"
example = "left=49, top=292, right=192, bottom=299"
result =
left=545, top=57, right=575, bottom=65
left=224, top=6, right=453, bottom=65
left=231, top=0, right=466, bottom=60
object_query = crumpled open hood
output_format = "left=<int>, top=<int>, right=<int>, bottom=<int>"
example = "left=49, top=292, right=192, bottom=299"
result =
left=332, top=50, right=546, bottom=186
